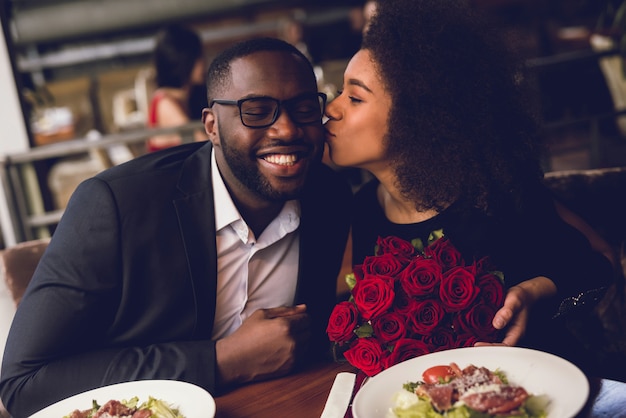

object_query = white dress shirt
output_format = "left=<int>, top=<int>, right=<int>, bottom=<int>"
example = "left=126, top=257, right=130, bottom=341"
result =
left=210, top=150, right=300, bottom=340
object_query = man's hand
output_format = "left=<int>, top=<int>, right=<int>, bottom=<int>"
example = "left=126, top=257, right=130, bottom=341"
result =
left=215, top=304, right=311, bottom=386
left=476, top=277, right=557, bottom=347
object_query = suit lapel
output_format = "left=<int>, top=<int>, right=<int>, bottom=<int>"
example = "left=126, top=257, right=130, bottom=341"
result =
left=295, top=188, right=322, bottom=308
left=173, top=143, right=218, bottom=338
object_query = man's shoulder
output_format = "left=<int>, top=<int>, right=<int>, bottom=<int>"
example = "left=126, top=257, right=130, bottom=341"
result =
left=96, top=142, right=207, bottom=183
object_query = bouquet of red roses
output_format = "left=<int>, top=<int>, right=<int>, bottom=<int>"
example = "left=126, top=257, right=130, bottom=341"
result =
left=326, top=232, right=505, bottom=377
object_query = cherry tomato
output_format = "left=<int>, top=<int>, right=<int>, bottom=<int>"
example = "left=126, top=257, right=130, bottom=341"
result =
left=422, top=365, right=456, bottom=384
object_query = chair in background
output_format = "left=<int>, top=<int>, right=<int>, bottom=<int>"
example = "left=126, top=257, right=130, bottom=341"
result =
left=544, top=166, right=626, bottom=262
left=0, top=399, right=8, bottom=418
left=0, top=239, right=49, bottom=418
left=0, top=238, right=50, bottom=308
left=544, top=166, right=626, bottom=382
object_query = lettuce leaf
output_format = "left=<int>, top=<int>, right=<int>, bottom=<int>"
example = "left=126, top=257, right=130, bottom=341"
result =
left=390, top=390, right=548, bottom=418
left=139, top=396, right=184, bottom=418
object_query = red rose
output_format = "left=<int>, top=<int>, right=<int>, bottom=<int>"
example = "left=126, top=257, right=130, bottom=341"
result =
left=454, top=303, right=499, bottom=340
left=372, top=311, right=408, bottom=344
left=353, top=264, right=365, bottom=282
left=475, top=255, right=497, bottom=275
left=376, top=236, right=416, bottom=259
left=439, top=266, right=479, bottom=312
left=399, top=257, right=442, bottom=297
left=361, top=253, right=407, bottom=278
left=423, top=325, right=456, bottom=352
left=344, top=337, right=387, bottom=377
left=326, top=301, right=359, bottom=344
left=424, top=237, right=464, bottom=272
left=385, top=338, right=430, bottom=369
left=327, top=233, right=508, bottom=378
left=392, top=289, right=416, bottom=315
left=476, top=273, right=505, bottom=308
left=352, top=275, right=395, bottom=320
left=408, top=299, right=445, bottom=335
left=455, top=333, right=479, bottom=348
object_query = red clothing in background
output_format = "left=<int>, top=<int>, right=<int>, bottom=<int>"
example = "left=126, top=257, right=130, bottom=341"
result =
left=146, top=91, right=185, bottom=152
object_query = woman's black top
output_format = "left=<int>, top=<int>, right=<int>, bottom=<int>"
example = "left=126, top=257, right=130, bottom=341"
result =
left=351, top=179, right=613, bottom=307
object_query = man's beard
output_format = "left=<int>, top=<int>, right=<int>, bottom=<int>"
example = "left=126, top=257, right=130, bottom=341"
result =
left=219, top=129, right=303, bottom=202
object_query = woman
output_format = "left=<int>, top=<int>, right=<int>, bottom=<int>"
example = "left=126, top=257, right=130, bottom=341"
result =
left=324, top=0, right=615, bottom=356
left=147, top=23, right=207, bottom=152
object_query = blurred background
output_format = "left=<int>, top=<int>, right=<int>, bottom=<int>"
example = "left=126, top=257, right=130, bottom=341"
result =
left=1, top=0, right=626, bottom=248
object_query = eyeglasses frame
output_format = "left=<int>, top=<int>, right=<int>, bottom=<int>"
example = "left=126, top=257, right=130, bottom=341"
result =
left=208, top=92, right=327, bottom=129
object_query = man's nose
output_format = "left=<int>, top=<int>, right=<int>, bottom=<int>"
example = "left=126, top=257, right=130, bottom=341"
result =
left=267, top=108, right=301, bottom=139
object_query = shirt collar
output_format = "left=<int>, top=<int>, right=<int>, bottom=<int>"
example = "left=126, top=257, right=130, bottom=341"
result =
left=212, top=149, right=241, bottom=232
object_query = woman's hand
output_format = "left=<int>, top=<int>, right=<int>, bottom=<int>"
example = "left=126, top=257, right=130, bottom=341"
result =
left=477, top=277, right=557, bottom=347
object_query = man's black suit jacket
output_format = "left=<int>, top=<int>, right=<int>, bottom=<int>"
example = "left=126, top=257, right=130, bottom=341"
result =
left=0, top=142, right=352, bottom=417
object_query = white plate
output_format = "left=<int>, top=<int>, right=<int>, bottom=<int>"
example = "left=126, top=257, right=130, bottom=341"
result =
left=352, top=346, right=589, bottom=418
left=29, top=380, right=216, bottom=417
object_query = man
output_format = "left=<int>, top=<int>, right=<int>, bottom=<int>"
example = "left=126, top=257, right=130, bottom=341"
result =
left=0, top=37, right=351, bottom=416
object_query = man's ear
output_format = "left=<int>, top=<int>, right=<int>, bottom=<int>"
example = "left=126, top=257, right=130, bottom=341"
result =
left=202, top=108, right=218, bottom=145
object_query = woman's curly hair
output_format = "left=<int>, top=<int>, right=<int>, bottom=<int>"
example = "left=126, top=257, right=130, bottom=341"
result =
left=362, top=0, right=544, bottom=215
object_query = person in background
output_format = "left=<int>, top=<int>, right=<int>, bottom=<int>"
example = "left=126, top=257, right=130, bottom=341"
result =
left=280, top=14, right=313, bottom=64
left=0, top=37, right=351, bottom=416
left=325, top=0, right=615, bottom=362
left=361, top=0, right=377, bottom=34
left=147, top=23, right=208, bottom=152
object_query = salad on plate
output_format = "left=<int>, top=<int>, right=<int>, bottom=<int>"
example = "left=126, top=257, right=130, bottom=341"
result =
left=388, top=362, right=548, bottom=418
left=64, top=396, right=184, bottom=418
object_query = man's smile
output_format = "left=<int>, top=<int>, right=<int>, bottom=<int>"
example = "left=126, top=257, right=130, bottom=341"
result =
left=262, top=153, right=298, bottom=166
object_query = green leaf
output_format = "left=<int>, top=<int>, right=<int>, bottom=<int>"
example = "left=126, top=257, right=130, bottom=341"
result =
left=428, top=229, right=444, bottom=245
left=345, top=273, right=356, bottom=291
left=412, top=237, right=425, bottom=253
left=355, top=322, right=373, bottom=338
left=493, top=368, right=508, bottom=384
left=491, top=270, right=505, bottom=283
left=139, top=397, right=184, bottom=418
left=402, top=381, right=421, bottom=393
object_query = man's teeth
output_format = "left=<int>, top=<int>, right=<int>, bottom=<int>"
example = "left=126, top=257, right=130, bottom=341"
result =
left=264, top=154, right=298, bottom=166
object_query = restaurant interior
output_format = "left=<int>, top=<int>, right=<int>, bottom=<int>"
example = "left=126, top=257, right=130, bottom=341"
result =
left=1, top=0, right=626, bottom=416
left=0, top=0, right=626, bottom=248
left=2, top=0, right=626, bottom=246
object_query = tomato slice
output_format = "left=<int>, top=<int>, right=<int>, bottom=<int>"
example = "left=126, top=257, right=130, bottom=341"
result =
left=422, top=364, right=457, bottom=384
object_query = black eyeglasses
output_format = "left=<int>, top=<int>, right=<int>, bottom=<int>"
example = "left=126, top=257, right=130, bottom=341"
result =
left=209, top=92, right=327, bottom=128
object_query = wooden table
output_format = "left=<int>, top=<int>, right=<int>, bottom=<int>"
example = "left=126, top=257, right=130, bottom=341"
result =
left=214, top=362, right=354, bottom=418
left=214, top=361, right=626, bottom=418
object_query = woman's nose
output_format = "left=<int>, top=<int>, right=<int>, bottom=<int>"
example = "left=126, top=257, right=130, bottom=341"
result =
left=324, top=98, right=340, bottom=121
